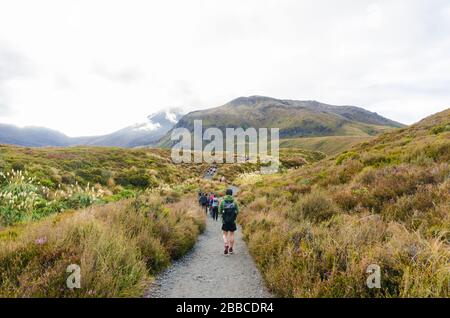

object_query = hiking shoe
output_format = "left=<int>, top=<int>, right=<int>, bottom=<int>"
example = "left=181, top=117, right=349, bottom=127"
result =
left=224, top=245, right=229, bottom=255
left=229, top=247, right=234, bottom=254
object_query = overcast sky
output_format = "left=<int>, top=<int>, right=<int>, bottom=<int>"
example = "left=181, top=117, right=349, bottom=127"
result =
left=0, top=0, right=449, bottom=136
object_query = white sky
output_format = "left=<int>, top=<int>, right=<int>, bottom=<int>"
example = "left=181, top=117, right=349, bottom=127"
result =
left=0, top=0, right=449, bottom=136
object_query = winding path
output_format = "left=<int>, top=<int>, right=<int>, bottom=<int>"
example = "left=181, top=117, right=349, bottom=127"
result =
left=145, top=184, right=272, bottom=298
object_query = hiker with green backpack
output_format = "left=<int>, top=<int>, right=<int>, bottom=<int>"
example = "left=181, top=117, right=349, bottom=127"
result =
left=219, top=188, right=239, bottom=255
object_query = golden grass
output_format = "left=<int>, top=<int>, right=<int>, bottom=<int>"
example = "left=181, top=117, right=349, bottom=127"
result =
left=0, top=193, right=205, bottom=297
left=280, top=136, right=374, bottom=156
left=238, top=109, right=450, bottom=298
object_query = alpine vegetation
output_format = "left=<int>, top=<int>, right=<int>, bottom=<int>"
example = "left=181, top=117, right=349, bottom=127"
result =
left=171, top=120, right=280, bottom=174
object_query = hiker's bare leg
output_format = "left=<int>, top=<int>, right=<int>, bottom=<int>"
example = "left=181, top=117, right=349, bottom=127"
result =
left=222, top=231, right=229, bottom=245
left=229, top=232, right=235, bottom=249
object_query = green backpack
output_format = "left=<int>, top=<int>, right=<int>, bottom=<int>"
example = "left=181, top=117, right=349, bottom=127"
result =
left=222, top=201, right=237, bottom=223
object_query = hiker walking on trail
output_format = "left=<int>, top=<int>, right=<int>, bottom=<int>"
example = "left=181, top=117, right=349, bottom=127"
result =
left=210, top=194, right=219, bottom=221
left=219, top=188, right=239, bottom=255
left=198, top=191, right=203, bottom=206
left=208, top=193, right=214, bottom=215
left=205, top=192, right=211, bottom=214
left=200, top=193, right=208, bottom=213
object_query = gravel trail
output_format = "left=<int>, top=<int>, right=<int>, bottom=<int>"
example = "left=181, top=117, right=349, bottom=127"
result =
left=145, top=193, right=272, bottom=298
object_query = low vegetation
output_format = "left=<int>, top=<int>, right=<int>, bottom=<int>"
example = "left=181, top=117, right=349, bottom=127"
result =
left=0, top=170, right=105, bottom=226
left=0, top=190, right=205, bottom=297
left=0, top=146, right=213, bottom=227
left=280, top=136, right=373, bottom=156
left=0, top=146, right=205, bottom=191
left=211, top=148, right=324, bottom=182
left=237, top=109, right=450, bottom=297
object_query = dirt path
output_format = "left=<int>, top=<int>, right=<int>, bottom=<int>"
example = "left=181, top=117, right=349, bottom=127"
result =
left=145, top=186, right=272, bottom=298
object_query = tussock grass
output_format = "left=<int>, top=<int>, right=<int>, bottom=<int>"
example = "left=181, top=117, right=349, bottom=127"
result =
left=0, top=193, right=205, bottom=297
left=280, top=136, right=374, bottom=156
left=238, top=109, right=450, bottom=298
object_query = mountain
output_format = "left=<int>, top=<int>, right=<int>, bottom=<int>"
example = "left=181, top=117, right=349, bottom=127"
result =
left=0, top=96, right=405, bottom=149
left=0, top=109, right=184, bottom=148
left=158, top=96, right=404, bottom=147
left=75, top=108, right=184, bottom=147
left=0, top=123, right=73, bottom=147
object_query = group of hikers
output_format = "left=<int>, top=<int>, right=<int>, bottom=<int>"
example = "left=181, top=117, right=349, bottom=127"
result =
left=204, top=166, right=217, bottom=178
left=199, top=192, right=220, bottom=220
left=198, top=189, right=239, bottom=255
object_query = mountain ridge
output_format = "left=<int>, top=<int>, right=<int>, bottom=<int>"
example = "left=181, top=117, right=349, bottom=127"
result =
left=0, top=96, right=405, bottom=148
left=157, top=96, right=404, bottom=147
left=0, top=109, right=184, bottom=148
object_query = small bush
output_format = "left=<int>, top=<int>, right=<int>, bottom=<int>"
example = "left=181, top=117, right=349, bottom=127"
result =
left=431, top=123, right=450, bottom=135
left=289, top=191, right=338, bottom=223
left=335, top=151, right=359, bottom=165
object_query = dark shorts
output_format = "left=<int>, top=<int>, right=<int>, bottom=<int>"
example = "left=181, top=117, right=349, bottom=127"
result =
left=222, top=222, right=237, bottom=232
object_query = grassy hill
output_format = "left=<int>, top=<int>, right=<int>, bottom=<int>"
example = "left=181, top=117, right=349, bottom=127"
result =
left=280, top=136, right=374, bottom=156
left=159, top=96, right=403, bottom=147
left=0, top=146, right=211, bottom=226
left=0, top=143, right=323, bottom=226
left=236, top=108, right=450, bottom=297
left=0, top=146, right=200, bottom=190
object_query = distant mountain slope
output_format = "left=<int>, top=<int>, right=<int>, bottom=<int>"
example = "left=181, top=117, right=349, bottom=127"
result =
left=0, top=124, right=73, bottom=147
left=279, top=136, right=374, bottom=156
left=0, top=109, right=183, bottom=148
left=75, top=109, right=184, bottom=147
left=158, top=96, right=404, bottom=147
left=0, top=97, right=404, bottom=148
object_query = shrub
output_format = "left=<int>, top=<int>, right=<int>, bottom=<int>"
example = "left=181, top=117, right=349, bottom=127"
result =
left=332, top=188, right=358, bottom=211
left=335, top=151, right=359, bottom=165
left=336, top=160, right=364, bottom=184
left=116, top=170, right=155, bottom=188
left=431, top=123, right=450, bottom=135
left=289, top=191, right=338, bottom=223
left=0, top=170, right=105, bottom=226
left=0, top=170, right=43, bottom=225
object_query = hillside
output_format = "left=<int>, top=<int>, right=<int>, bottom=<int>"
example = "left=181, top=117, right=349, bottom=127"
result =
left=76, top=109, right=184, bottom=147
left=236, top=108, right=450, bottom=297
left=0, top=146, right=198, bottom=190
left=0, top=124, right=73, bottom=147
left=159, top=96, right=403, bottom=147
left=280, top=136, right=374, bottom=156
left=0, top=141, right=323, bottom=227
left=0, top=145, right=210, bottom=226
left=0, top=109, right=183, bottom=148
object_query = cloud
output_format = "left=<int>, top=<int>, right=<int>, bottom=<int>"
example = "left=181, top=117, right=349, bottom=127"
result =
left=0, top=45, right=32, bottom=115
left=0, top=0, right=448, bottom=135
left=0, top=96, right=9, bottom=115
left=92, top=64, right=144, bottom=83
